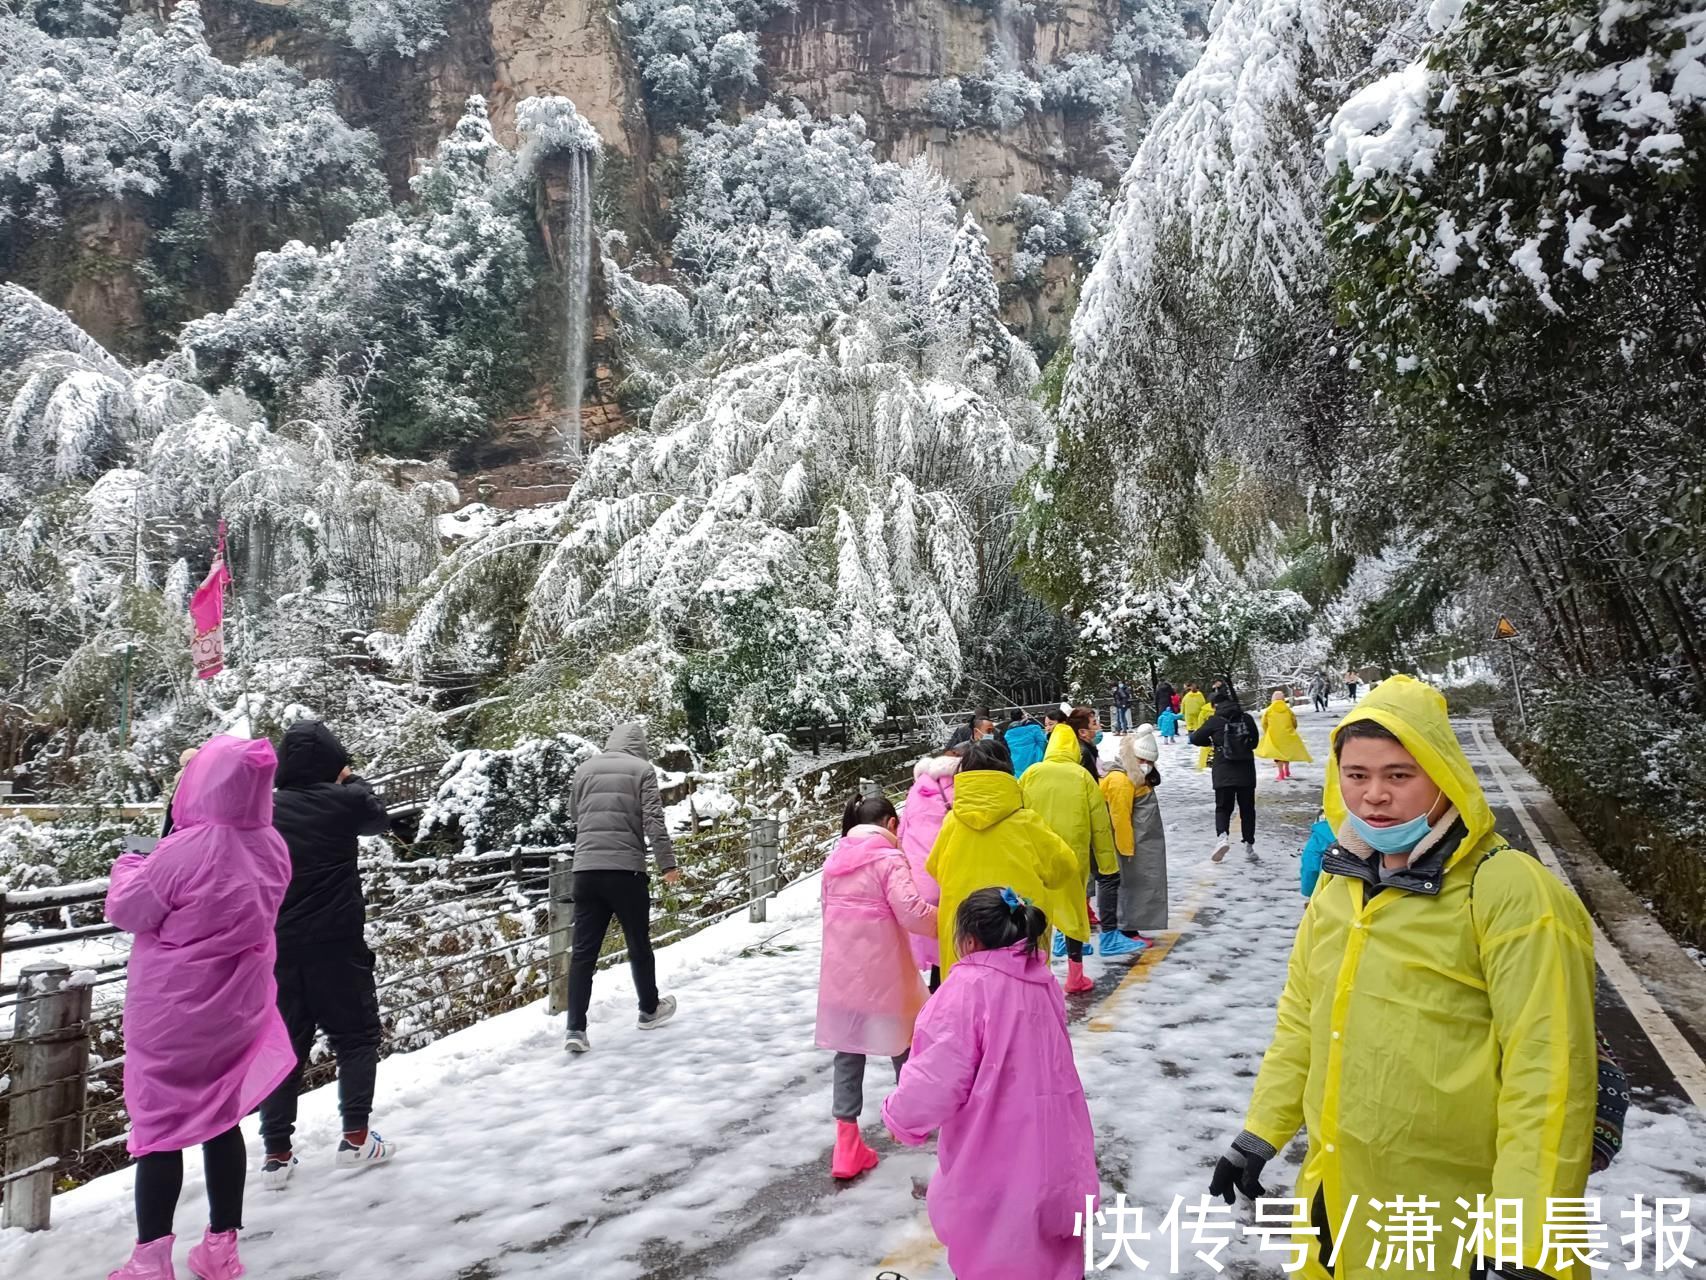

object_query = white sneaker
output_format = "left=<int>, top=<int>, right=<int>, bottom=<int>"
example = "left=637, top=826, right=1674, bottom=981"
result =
left=637, top=994, right=677, bottom=1030
left=1211, top=835, right=1231, bottom=863
left=261, top=1154, right=298, bottom=1191
left=335, top=1132, right=397, bottom=1169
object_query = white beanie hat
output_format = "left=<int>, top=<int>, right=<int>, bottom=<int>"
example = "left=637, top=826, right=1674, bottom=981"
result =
left=1129, top=724, right=1160, bottom=762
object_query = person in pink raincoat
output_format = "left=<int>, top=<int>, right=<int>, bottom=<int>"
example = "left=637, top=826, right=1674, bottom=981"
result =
left=816, top=792, right=937, bottom=1180
left=882, top=887, right=1100, bottom=1280
left=896, top=747, right=962, bottom=986
left=103, top=735, right=298, bottom=1280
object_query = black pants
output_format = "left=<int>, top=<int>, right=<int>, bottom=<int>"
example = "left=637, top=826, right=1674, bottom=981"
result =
left=567, top=869, right=659, bottom=1032
left=258, top=948, right=382, bottom=1155
left=1215, top=785, right=1256, bottom=844
left=136, top=1125, right=245, bottom=1243
left=1094, top=870, right=1124, bottom=937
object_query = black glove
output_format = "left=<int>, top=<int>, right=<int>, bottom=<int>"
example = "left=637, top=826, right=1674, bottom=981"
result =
left=1208, top=1143, right=1270, bottom=1204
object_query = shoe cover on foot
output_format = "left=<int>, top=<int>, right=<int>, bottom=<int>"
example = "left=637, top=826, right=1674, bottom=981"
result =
left=109, top=1237, right=177, bottom=1280
left=1050, top=929, right=1069, bottom=958
left=187, top=1229, right=243, bottom=1280
left=1098, top=931, right=1147, bottom=957
left=831, top=1118, right=879, bottom=1179
left=1064, top=959, right=1094, bottom=994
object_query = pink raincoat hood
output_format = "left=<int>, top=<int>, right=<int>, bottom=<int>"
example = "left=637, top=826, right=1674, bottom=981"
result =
left=105, top=735, right=296, bottom=1156
left=823, top=823, right=900, bottom=877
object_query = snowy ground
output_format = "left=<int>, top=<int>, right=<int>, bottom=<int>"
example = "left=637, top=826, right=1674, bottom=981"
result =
left=4, top=702, right=1704, bottom=1278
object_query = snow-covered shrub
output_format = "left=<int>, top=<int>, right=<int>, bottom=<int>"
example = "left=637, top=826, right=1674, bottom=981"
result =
left=181, top=95, right=549, bottom=453
left=0, top=2, right=383, bottom=232
left=874, top=158, right=958, bottom=332
left=616, top=0, right=794, bottom=128
left=291, top=0, right=457, bottom=62
left=1010, top=177, right=1107, bottom=282
left=415, top=733, right=600, bottom=856
left=922, top=78, right=968, bottom=128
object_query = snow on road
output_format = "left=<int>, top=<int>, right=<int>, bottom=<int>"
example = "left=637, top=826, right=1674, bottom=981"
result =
left=5, top=705, right=1704, bottom=1278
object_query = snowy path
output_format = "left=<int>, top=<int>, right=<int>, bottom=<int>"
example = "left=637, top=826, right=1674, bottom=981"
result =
left=5, top=707, right=1705, bottom=1278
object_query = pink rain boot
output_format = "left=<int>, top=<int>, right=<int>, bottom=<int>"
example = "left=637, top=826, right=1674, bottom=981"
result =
left=1064, top=959, right=1094, bottom=994
left=831, top=1119, right=880, bottom=1180
left=109, top=1236, right=177, bottom=1280
left=186, top=1229, right=245, bottom=1280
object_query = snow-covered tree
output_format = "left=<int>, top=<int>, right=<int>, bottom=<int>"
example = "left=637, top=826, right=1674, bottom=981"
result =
left=930, top=215, right=1036, bottom=392
left=874, top=158, right=958, bottom=332
left=616, top=0, right=793, bottom=128
left=180, top=95, right=559, bottom=453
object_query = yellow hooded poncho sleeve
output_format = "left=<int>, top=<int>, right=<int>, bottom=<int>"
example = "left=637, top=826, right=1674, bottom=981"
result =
left=926, top=768, right=1089, bottom=975
left=1242, top=675, right=1597, bottom=1280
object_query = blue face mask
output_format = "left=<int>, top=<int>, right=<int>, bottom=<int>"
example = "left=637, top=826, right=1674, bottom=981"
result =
left=1346, top=808, right=1435, bottom=855
left=1093, top=732, right=1105, bottom=745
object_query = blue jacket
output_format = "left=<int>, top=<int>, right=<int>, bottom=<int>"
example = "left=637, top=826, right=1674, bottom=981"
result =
left=1299, top=818, right=1334, bottom=897
left=1003, top=721, right=1048, bottom=776
left=1157, top=709, right=1180, bottom=737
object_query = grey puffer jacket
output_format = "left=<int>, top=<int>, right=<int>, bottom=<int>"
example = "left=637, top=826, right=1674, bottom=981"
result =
left=569, top=723, right=676, bottom=874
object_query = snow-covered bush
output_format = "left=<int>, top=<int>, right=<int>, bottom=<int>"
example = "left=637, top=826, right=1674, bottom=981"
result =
left=181, top=95, right=548, bottom=453
left=415, top=733, right=599, bottom=856
left=1010, top=177, right=1107, bottom=281
left=616, top=0, right=794, bottom=128
left=291, top=0, right=457, bottom=62
left=0, top=2, right=384, bottom=232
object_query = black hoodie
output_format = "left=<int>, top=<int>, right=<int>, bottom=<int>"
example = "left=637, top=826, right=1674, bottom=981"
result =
left=272, top=721, right=390, bottom=956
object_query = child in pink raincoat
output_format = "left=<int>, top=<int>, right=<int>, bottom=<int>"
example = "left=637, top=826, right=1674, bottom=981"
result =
left=104, top=735, right=297, bottom=1280
left=896, top=748, right=962, bottom=985
left=882, top=887, right=1099, bottom=1280
left=816, top=792, right=937, bottom=1180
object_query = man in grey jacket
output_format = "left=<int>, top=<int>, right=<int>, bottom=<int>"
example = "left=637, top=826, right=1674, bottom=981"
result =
left=564, top=722, right=680, bottom=1053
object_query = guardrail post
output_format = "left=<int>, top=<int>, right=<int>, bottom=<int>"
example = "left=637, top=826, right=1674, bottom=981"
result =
left=858, top=778, right=882, bottom=801
left=546, top=855, right=573, bottom=1017
left=3, top=960, right=90, bottom=1231
left=747, top=818, right=779, bottom=923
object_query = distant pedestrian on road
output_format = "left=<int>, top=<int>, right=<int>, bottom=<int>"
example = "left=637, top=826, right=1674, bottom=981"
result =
left=1255, top=688, right=1313, bottom=781
left=1190, top=693, right=1260, bottom=862
left=1309, top=671, right=1331, bottom=713
left=563, top=723, right=680, bottom=1055
left=882, top=888, right=1098, bottom=1280
left=1020, top=722, right=1117, bottom=993
left=1112, top=679, right=1133, bottom=733
left=1207, top=676, right=1598, bottom=1280
left=104, top=736, right=296, bottom=1280
left=1097, top=727, right=1168, bottom=954
left=1344, top=667, right=1361, bottom=702
left=1153, top=678, right=1176, bottom=720
left=1001, top=707, right=1047, bottom=776
left=816, top=793, right=937, bottom=1180
left=1157, top=705, right=1181, bottom=744
left=926, top=739, right=1086, bottom=979
left=260, top=721, right=396, bottom=1185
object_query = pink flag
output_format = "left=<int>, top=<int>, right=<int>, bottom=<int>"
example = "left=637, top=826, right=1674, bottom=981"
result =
left=189, top=533, right=232, bottom=680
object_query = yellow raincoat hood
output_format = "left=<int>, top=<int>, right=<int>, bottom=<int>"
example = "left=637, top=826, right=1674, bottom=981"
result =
left=1243, top=674, right=1597, bottom=1279
left=1322, top=675, right=1493, bottom=861
left=925, top=768, right=1088, bottom=974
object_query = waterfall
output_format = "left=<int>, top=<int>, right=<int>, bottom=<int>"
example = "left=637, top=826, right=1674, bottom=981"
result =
left=992, top=0, right=1019, bottom=70
left=562, top=148, right=594, bottom=459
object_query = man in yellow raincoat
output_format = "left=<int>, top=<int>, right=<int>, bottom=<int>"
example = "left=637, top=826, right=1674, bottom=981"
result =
left=925, top=738, right=1087, bottom=978
left=1255, top=687, right=1314, bottom=781
left=1019, top=723, right=1118, bottom=992
left=1209, top=676, right=1597, bottom=1279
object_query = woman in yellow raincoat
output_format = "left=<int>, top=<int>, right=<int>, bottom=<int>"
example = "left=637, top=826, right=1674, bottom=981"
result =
left=1207, top=676, right=1597, bottom=1280
left=1179, top=685, right=1208, bottom=732
left=925, top=739, right=1086, bottom=979
left=1254, top=688, right=1313, bottom=781
left=1019, top=723, right=1118, bottom=992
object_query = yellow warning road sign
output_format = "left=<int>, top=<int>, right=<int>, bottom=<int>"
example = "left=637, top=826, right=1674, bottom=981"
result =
left=1494, top=616, right=1519, bottom=640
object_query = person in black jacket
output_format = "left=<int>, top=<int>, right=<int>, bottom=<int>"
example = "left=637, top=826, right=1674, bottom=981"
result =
left=1153, top=679, right=1175, bottom=720
left=1189, top=695, right=1260, bottom=863
left=257, top=721, right=395, bottom=1187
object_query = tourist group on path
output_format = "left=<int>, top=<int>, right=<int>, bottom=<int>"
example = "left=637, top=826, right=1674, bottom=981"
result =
left=101, top=674, right=1622, bottom=1280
